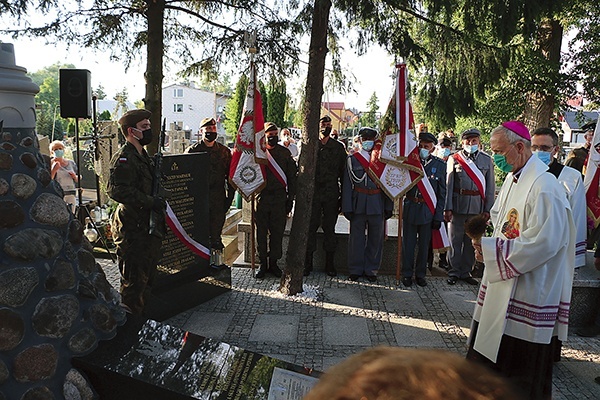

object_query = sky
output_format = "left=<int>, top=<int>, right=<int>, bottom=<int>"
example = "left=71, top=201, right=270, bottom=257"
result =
left=1, top=34, right=397, bottom=115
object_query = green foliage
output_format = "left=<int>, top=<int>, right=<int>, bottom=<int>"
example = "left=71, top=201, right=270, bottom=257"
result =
left=258, top=80, right=268, bottom=123
left=94, top=84, right=107, bottom=100
left=224, top=73, right=248, bottom=139
left=28, top=62, right=75, bottom=139
left=266, top=76, right=287, bottom=128
left=98, top=110, right=111, bottom=121
left=360, top=91, right=378, bottom=128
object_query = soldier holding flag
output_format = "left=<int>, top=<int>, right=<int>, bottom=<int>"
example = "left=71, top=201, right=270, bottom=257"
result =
left=254, top=122, right=297, bottom=278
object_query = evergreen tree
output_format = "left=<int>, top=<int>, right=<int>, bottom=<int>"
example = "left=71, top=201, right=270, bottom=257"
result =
left=223, top=74, right=248, bottom=140
left=361, top=92, right=378, bottom=128
left=266, top=76, right=287, bottom=128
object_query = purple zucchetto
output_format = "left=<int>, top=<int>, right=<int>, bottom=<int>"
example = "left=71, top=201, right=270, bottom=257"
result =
left=502, top=120, right=530, bottom=141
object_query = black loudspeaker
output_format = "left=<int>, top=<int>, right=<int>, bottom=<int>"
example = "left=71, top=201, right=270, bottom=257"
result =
left=59, top=69, right=92, bottom=118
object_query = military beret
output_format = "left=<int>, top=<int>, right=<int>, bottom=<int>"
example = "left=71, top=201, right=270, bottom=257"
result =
left=358, top=127, right=378, bottom=140
left=461, top=128, right=481, bottom=140
left=200, top=117, right=217, bottom=128
left=419, top=132, right=437, bottom=144
left=264, top=122, right=278, bottom=133
left=320, top=115, right=332, bottom=123
left=582, top=120, right=597, bottom=132
left=118, top=109, right=151, bottom=130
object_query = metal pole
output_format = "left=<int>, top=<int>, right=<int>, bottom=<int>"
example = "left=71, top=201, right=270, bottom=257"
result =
left=92, top=95, right=101, bottom=206
left=251, top=194, right=256, bottom=271
left=396, top=198, right=403, bottom=286
left=75, top=118, right=84, bottom=223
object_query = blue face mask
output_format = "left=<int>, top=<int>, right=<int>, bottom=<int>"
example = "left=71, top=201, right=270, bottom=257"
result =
left=534, top=150, right=552, bottom=165
left=493, top=153, right=513, bottom=173
left=465, top=144, right=478, bottom=154
left=53, top=149, right=64, bottom=158
left=362, top=140, right=374, bottom=152
left=419, top=148, right=430, bottom=159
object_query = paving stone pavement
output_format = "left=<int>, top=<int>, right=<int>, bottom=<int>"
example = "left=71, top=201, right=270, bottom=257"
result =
left=98, top=259, right=600, bottom=399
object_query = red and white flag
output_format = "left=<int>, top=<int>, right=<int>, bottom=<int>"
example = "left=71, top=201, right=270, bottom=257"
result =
left=369, top=63, right=422, bottom=200
left=584, top=120, right=600, bottom=230
left=229, top=62, right=266, bottom=200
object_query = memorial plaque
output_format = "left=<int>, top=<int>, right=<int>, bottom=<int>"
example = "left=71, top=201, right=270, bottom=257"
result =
left=73, top=318, right=321, bottom=399
left=145, top=153, right=230, bottom=321
left=157, top=152, right=210, bottom=285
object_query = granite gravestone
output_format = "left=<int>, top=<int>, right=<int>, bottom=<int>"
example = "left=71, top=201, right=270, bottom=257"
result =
left=73, top=318, right=320, bottom=399
left=144, top=153, right=231, bottom=321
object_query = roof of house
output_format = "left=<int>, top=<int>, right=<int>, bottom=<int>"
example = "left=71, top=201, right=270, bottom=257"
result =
left=562, top=111, right=599, bottom=130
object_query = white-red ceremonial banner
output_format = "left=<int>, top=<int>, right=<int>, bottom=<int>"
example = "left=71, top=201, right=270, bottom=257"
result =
left=584, top=120, right=600, bottom=229
left=367, top=64, right=422, bottom=200
left=432, top=223, right=451, bottom=252
left=266, top=149, right=287, bottom=191
left=165, top=202, right=210, bottom=260
left=229, top=62, right=266, bottom=200
left=452, top=152, right=486, bottom=199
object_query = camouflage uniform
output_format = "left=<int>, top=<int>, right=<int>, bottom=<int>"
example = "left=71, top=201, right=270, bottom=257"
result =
left=256, top=144, right=297, bottom=268
left=185, top=140, right=234, bottom=250
left=307, top=137, right=347, bottom=271
left=108, top=142, right=164, bottom=314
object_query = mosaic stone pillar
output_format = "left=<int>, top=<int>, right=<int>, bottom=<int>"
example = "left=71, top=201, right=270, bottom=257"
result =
left=0, top=43, right=126, bottom=400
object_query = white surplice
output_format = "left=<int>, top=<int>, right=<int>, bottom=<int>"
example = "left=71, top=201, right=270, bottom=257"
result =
left=471, top=155, right=575, bottom=363
left=556, top=166, right=587, bottom=268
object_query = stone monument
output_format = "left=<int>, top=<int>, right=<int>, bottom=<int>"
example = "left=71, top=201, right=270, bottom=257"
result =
left=0, top=43, right=126, bottom=399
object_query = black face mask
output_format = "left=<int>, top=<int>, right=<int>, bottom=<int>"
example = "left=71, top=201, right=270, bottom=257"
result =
left=320, top=126, right=332, bottom=137
left=134, top=128, right=153, bottom=146
left=267, top=136, right=279, bottom=147
left=204, top=131, right=217, bottom=142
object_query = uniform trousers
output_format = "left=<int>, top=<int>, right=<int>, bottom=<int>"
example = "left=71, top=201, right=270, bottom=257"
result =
left=448, top=213, right=476, bottom=279
left=117, top=234, right=162, bottom=314
left=255, top=197, right=287, bottom=262
left=348, top=213, right=385, bottom=276
left=208, top=189, right=227, bottom=250
left=402, top=221, right=431, bottom=279
left=307, top=195, right=339, bottom=254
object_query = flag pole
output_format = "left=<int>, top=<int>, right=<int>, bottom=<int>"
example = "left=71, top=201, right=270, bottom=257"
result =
left=396, top=199, right=402, bottom=286
left=251, top=194, right=256, bottom=271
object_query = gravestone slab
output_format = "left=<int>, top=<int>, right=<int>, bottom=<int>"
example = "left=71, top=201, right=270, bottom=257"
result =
left=73, top=318, right=320, bottom=399
left=145, top=153, right=231, bottom=321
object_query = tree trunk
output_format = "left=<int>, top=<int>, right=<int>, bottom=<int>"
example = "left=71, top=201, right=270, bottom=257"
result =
left=280, top=0, right=331, bottom=295
left=522, top=18, right=563, bottom=131
left=144, top=0, right=165, bottom=156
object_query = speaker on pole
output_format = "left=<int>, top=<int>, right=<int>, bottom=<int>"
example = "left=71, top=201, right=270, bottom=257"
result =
left=59, top=69, right=92, bottom=118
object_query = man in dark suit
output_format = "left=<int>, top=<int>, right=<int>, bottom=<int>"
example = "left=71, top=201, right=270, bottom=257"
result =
left=401, top=132, right=447, bottom=287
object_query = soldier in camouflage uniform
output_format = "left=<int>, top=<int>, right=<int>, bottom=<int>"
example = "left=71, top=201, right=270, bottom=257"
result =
left=255, top=122, right=298, bottom=279
left=185, top=117, right=235, bottom=267
left=108, top=109, right=166, bottom=314
left=305, top=115, right=347, bottom=277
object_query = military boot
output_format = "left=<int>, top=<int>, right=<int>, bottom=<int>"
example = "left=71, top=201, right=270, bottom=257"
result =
left=269, top=258, right=282, bottom=278
left=325, top=252, right=337, bottom=277
left=304, top=252, right=313, bottom=276
left=255, top=259, right=268, bottom=279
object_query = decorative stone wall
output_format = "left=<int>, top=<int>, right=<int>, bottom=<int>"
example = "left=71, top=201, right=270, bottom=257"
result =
left=0, top=43, right=126, bottom=399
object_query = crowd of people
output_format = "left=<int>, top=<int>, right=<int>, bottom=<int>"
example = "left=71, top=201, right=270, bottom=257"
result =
left=101, top=108, right=598, bottom=399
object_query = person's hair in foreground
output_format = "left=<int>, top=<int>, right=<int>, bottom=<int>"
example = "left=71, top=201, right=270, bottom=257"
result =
left=304, top=347, right=525, bottom=400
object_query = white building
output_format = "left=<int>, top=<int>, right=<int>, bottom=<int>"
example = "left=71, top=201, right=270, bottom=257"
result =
left=161, top=83, right=230, bottom=144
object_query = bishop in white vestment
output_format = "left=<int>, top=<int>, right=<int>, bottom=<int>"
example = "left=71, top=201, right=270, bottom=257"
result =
left=468, top=121, right=575, bottom=400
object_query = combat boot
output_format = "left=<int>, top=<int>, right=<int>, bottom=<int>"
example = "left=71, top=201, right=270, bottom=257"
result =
left=304, top=252, right=313, bottom=276
left=269, top=258, right=282, bottom=278
left=325, top=252, right=337, bottom=277
left=255, top=259, right=268, bottom=279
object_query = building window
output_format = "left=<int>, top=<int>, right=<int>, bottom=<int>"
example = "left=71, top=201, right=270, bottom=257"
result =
left=174, top=104, right=183, bottom=113
left=173, top=88, right=183, bottom=98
